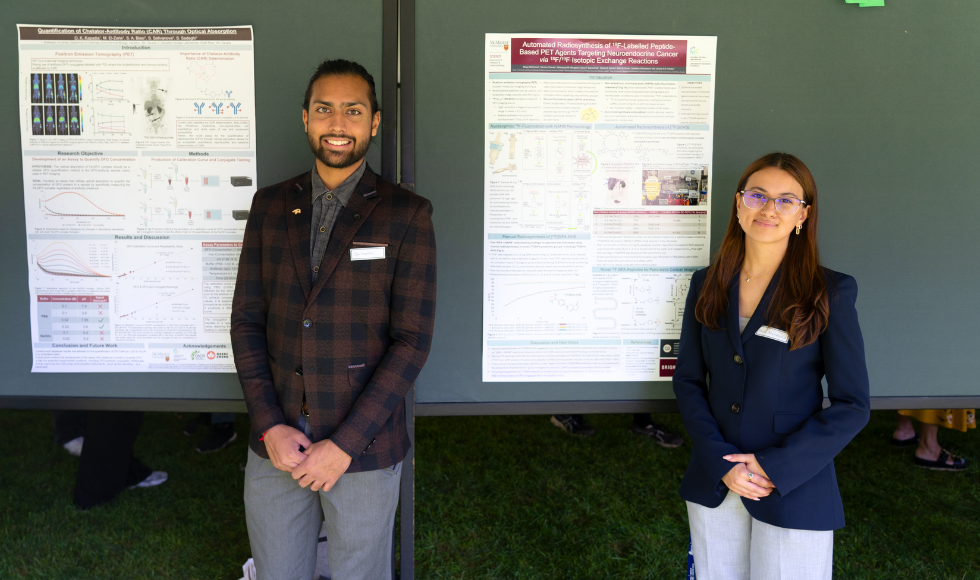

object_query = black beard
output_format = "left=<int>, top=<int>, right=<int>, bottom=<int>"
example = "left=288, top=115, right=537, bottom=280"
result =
left=307, top=131, right=370, bottom=169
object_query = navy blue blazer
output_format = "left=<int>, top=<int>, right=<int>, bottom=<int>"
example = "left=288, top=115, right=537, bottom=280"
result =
left=673, top=267, right=870, bottom=531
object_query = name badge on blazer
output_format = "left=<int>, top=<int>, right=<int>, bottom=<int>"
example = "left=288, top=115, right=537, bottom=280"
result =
left=350, top=247, right=385, bottom=261
left=756, top=326, right=789, bottom=343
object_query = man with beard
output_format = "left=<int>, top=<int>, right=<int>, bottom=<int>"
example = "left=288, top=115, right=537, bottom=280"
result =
left=231, top=59, right=436, bottom=580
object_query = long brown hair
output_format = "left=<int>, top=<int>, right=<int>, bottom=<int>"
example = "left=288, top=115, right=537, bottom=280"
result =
left=694, top=152, right=829, bottom=350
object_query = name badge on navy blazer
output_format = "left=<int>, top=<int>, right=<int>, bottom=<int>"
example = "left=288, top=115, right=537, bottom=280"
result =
left=756, top=326, right=789, bottom=343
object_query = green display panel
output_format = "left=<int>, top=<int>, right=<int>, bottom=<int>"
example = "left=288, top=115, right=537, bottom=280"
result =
left=0, top=0, right=384, bottom=406
left=412, top=0, right=980, bottom=405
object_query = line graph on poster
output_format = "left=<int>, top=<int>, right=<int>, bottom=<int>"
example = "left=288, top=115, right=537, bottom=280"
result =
left=93, top=112, right=127, bottom=134
left=115, top=243, right=196, bottom=278
left=488, top=278, right=589, bottom=323
left=115, top=285, right=197, bottom=319
left=33, top=241, right=112, bottom=278
left=41, top=191, right=125, bottom=218
left=90, top=77, right=126, bottom=101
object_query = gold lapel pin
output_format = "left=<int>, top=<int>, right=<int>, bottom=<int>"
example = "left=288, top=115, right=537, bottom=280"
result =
left=292, top=209, right=301, bottom=215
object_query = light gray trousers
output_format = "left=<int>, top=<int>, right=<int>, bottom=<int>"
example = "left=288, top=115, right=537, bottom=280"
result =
left=687, top=492, right=834, bottom=580
left=244, top=447, right=402, bottom=580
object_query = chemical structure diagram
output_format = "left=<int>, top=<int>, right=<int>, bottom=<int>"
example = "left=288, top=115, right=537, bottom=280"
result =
left=595, top=131, right=653, bottom=163
left=548, top=293, right=580, bottom=312
left=187, top=63, right=232, bottom=99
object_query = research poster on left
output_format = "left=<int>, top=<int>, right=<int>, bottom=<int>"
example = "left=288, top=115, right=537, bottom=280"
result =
left=17, top=25, right=256, bottom=372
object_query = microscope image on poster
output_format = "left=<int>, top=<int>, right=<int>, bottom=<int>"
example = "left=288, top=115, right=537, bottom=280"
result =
left=135, top=77, right=173, bottom=138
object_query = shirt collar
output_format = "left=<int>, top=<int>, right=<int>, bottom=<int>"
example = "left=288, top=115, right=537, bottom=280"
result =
left=310, top=160, right=367, bottom=207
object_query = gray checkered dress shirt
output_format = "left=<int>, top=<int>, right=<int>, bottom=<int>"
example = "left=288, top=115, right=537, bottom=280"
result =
left=310, top=161, right=366, bottom=281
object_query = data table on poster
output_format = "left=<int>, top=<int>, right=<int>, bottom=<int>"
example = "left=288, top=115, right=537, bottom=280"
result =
left=592, top=210, right=707, bottom=236
left=37, top=295, right=111, bottom=342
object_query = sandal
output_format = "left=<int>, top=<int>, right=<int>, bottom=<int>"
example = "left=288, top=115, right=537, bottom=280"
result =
left=890, top=433, right=919, bottom=448
left=914, top=448, right=969, bottom=471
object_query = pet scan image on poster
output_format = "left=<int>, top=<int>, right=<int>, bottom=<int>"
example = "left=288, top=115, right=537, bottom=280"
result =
left=136, top=76, right=172, bottom=139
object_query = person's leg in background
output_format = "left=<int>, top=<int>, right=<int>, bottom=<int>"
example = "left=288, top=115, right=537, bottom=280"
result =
left=196, top=412, right=237, bottom=453
left=630, top=413, right=685, bottom=447
left=549, top=414, right=595, bottom=436
left=893, top=409, right=972, bottom=470
left=182, top=412, right=237, bottom=453
left=182, top=412, right=210, bottom=436
left=73, top=410, right=166, bottom=509
left=53, top=410, right=86, bottom=456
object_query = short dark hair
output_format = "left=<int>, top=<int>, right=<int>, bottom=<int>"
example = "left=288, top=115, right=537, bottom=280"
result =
left=302, top=59, right=379, bottom=115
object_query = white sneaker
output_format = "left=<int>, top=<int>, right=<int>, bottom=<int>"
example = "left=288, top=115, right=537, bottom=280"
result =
left=129, top=471, right=168, bottom=489
left=62, top=436, right=84, bottom=456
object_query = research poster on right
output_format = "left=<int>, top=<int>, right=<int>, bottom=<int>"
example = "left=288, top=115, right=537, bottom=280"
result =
left=482, top=34, right=716, bottom=382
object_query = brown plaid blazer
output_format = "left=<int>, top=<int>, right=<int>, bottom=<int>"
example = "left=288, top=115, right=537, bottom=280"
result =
left=231, top=165, right=436, bottom=472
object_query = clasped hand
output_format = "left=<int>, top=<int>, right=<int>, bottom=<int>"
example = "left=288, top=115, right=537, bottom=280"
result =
left=263, top=424, right=352, bottom=492
left=721, top=453, right=774, bottom=501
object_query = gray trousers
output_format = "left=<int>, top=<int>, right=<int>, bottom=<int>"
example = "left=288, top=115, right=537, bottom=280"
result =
left=244, top=447, right=402, bottom=580
left=687, top=492, right=834, bottom=580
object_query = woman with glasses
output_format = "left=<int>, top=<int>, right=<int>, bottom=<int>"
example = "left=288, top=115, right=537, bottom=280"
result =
left=673, top=152, right=870, bottom=579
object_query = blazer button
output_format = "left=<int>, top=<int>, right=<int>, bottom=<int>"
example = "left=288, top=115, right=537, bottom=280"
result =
left=733, top=354, right=743, bottom=364
left=295, top=368, right=303, bottom=376
left=731, top=403, right=741, bottom=414
left=303, top=318, right=312, bottom=328
left=353, top=213, right=361, bottom=220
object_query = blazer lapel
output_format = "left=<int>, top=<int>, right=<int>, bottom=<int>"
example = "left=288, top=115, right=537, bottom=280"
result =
left=725, top=275, right=745, bottom=357
left=285, top=174, right=314, bottom=301
left=307, top=167, right=382, bottom=305
left=742, top=268, right=782, bottom=345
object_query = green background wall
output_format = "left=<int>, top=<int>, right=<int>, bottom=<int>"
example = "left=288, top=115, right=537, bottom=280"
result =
left=412, top=0, right=980, bottom=404
left=3, top=0, right=977, bottom=407
left=0, top=1, right=383, bottom=404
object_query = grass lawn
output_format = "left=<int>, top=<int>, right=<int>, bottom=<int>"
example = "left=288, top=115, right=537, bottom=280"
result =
left=0, top=410, right=976, bottom=579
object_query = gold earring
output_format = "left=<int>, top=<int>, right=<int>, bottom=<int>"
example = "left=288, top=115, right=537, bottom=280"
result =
left=796, top=223, right=802, bottom=235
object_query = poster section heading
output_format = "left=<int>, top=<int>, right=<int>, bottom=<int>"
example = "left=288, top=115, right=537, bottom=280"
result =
left=510, top=38, right=687, bottom=73
left=18, top=25, right=256, bottom=373
left=482, top=33, right=717, bottom=383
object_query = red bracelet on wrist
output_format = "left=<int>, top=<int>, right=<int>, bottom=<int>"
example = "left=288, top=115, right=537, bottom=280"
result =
left=259, top=429, right=270, bottom=441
